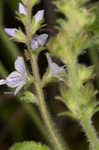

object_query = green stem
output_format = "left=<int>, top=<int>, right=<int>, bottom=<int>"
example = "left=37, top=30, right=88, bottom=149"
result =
left=80, top=112, right=99, bottom=150
left=30, top=54, right=68, bottom=150
left=25, top=1, right=70, bottom=150
left=68, top=59, right=99, bottom=150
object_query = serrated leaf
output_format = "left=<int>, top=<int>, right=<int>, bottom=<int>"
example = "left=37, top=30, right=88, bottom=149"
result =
left=10, top=141, right=51, bottom=150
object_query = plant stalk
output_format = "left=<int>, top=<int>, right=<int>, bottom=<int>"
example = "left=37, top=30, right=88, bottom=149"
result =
left=68, top=59, right=99, bottom=150
left=80, top=112, right=99, bottom=150
left=25, top=1, right=70, bottom=150
left=30, top=54, right=68, bottom=150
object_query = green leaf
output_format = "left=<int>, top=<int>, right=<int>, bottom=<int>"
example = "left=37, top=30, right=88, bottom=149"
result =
left=10, top=141, right=51, bottom=150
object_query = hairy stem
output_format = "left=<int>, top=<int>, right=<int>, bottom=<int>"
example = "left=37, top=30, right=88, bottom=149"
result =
left=25, top=1, right=70, bottom=150
left=80, top=112, right=99, bottom=150
left=68, top=59, right=99, bottom=150
left=30, top=54, right=68, bottom=150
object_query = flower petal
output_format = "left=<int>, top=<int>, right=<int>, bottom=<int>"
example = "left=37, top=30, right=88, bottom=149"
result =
left=35, top=10, right=44, bottom=23
left=18, top=3, right=27, bottom=15
left=4, top=28, right=17, bottom=37
left=14, top=81, right=25, bottom=95
left=46, top=54, right=65, bottom=77
left=6, top=71, right=23, bottom=88
left=0, top=79, right=6, bottom=85
left=30, top=40, right=39, bottom=50
left=37, top=34, right=48, bottom=46
left=15, top=56, right=27, bottom=75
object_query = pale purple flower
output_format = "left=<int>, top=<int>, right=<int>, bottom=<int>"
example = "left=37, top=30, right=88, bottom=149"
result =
left=31, top=34, right=48, bottom=50
left=0, top=57, right=28, bottom=95
left=30, top=40, right=38, bottom=50
left=4, top=28, right=17, bottom=37
left=18, top=3, right=27, bottom=15
left=35, top=10, right=44, bottom=23
left=46, top=54, right=65, bottom=79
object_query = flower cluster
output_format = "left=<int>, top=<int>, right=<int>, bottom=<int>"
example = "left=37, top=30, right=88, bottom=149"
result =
left=1, top=2, right=65, bottom=96
left=4, top=2, right=48, bottom=50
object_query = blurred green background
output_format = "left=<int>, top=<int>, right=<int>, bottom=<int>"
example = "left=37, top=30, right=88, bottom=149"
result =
left=0, top=0, right=99, bottom=150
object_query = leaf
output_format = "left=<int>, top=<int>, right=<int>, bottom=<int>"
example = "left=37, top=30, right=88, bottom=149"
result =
left=58, top=111, right=77, bottom=119
left=10, top=141, right=51, bottom=150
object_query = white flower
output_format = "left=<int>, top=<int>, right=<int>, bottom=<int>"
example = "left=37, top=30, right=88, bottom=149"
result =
left=4, top=28, right=17, bottom=37
left=30, top=34, right=48, bottom=50
left=0, top=57, right=28, bottom=95
left=46, top=53, right=65, bottom=79
left=35, top=10, right=44, bottom=23
left=4, top=3, right=27, bottom=37
left=18, top=3, right=27, bottom=15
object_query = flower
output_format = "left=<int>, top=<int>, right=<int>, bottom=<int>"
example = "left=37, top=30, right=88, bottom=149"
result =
left=46, top=53, right=65, bottom=79
left=4, top=28, right=17, bottom=37
left=18, top=2, right=27, bottom=15
left=30, top=34, right=48, bottom=50
left=4, top=3, right=27, bottom=37
left=0, top=57, right=28, bottom=95
left=35, top=10, right=44, bottom=23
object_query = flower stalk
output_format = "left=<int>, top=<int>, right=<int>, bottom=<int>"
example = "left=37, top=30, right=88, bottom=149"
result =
left=25, top=1, right=69, bottom=150
left=79, top=111, right=99, bottom=150
left=68, top=57, right=99, bottom=150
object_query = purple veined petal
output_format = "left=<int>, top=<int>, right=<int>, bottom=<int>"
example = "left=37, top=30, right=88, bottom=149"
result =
left=4, top=28, right=17, bottom=37
left=6, top=71, right=23, bottom=88
left=15, top=56, right=27, bottom=75
left=30, top=39, right=39, bottom=50
left=35, top=10, right=44, bottom=23
left=18, top=3, right=27, bottom=15
left=37, top=34, right=48, bottom=46
left=0, top=79, right=6, bottom=85
left=14, top=81, right=25, bottom=95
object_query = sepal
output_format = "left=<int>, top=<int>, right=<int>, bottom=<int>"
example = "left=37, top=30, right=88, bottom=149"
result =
left=16, top=14, right=27, bottom=26
left=31, top=18, right=44, bottom=35
left=11, top=29, right=26, bottom=43
left=20, top=91, right=38, bottom=104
